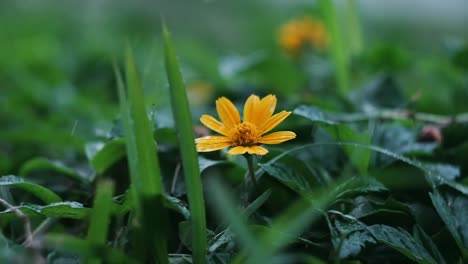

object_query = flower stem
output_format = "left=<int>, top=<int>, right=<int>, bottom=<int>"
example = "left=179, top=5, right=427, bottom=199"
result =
left=244, top=154, right=257, bottom=187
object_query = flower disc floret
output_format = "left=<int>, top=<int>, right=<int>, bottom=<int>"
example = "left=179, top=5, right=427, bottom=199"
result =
left=230, top=122, right=259, bottom=146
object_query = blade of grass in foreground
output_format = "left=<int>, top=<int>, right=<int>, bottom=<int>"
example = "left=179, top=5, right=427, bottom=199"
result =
left=45, top=234, right=138, bottom=264
left=86, top=180, right=114, bottom=264
left=115, top=47, right=168, bottom=264
left=208, top=179, right=268, bottom=264
left=163, top=23, right=207, bottom=264
left=319, top=0, right=350, bottom=96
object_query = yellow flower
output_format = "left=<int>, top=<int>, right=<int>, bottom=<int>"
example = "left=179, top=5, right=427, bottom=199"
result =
left=195, top=94, right=296, bottom=155
left=279, top=17, right=328, bottom=55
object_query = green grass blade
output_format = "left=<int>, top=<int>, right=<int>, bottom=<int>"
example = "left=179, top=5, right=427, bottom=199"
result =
left=86, top=180, right=114, bottom=264
left=45, top=234, right=139, bottom=264
left=162, top=24, right=207, bottom=264
left=319, top=0, right=350, bottom=96
left=115, top=47, right=168, bottom=263
left=345, top=0, right=363, bottom=56
left=208, top=179, right=268, bottom=264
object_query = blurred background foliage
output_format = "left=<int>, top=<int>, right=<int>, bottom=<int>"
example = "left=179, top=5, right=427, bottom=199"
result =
left=1, top=0, right=467, bottom=176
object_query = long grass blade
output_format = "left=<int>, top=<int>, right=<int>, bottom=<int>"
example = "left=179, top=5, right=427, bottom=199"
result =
left=115, top=46, right=168, bottom=263
left=345, top=0, right=363, bottom=56
left=86, top=180, right=114, bottom=264
left=319, top=0, right=350, bottom=96
left=162, top=23, right=207, bottom=264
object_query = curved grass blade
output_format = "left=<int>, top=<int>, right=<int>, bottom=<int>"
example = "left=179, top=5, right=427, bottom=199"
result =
left=115, top=47, right=168, bottom=263
left=0, top=175, right=62, bottom=204
left=162, top=23, right=207, bottom=263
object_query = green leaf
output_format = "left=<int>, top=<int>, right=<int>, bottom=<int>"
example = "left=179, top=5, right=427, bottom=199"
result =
left=333, top=176, right=387, bottom=200
left=413, top=225, right=447, bottom=264
left=368, top=225, right=437, bottom=264
left=199, top=156, right=228, bottom=174
left=293, top=105, right=371, bottom=175
left=85, top=139, right=126, bottom=174
left=86, top=180, right=115, bottom=264
left=0, top=175, right=62, bottom=204
left=163, top=23, right=207, bottom=264
left=0, top=202, right=90, bottom=220
left=429, top=190, right=468, bottom=254
left=326, top=210, right=376, bottom=258
left=165, top=195, right=191, bottom=220
left=350, top=75, right=405, bottom=109
left=258, top=156, right=320, bottom=194
left=19, top=157, right=90, bottom=183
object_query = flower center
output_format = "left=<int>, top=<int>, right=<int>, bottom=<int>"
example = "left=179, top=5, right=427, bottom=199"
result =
left=230, top=122, right=259, bottom=146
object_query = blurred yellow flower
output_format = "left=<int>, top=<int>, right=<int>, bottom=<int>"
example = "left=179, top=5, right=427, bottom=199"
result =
left=187, top=80, right=214, bottom=106
left=279, top=17, right=328, bottom=55
left=195, top=94, right=296, bottom=155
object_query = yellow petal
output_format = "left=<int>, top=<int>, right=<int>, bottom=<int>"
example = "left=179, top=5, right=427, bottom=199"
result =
left=200, top=115, right=229, bottom=136
left=243, top=95, right=260, bottom=123
left=195, top=135, right=231, bottom=145
left=216, top=97, right=240, bottom=130
left=259, top=131, right=296, bottom=144
left=252, top=95, right=277, bottom=127
left=228, top=146, right=248, bottom=155
left=197, top=142, right=232, bottom=152
left=246, top=146, right=268, bottom=155
left=195, top=136, right=232, bottom=152
left=259, top=111, right=291, bottom=135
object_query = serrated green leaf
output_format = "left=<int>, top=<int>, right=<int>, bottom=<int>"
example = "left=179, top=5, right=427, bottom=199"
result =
left=326, top=210, right=376, bottom=258
left=334, top=176, right=387, bottom=200
left=368, top=225, right=437, bottom=264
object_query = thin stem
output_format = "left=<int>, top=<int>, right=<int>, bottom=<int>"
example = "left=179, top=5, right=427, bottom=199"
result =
left=0, top=197, right=45, bottom=263
left=171, top=161, right=182, bottom=195
left=331, top=109, right=468, bottom=125
left=244, top=154, right=257, bottom=187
